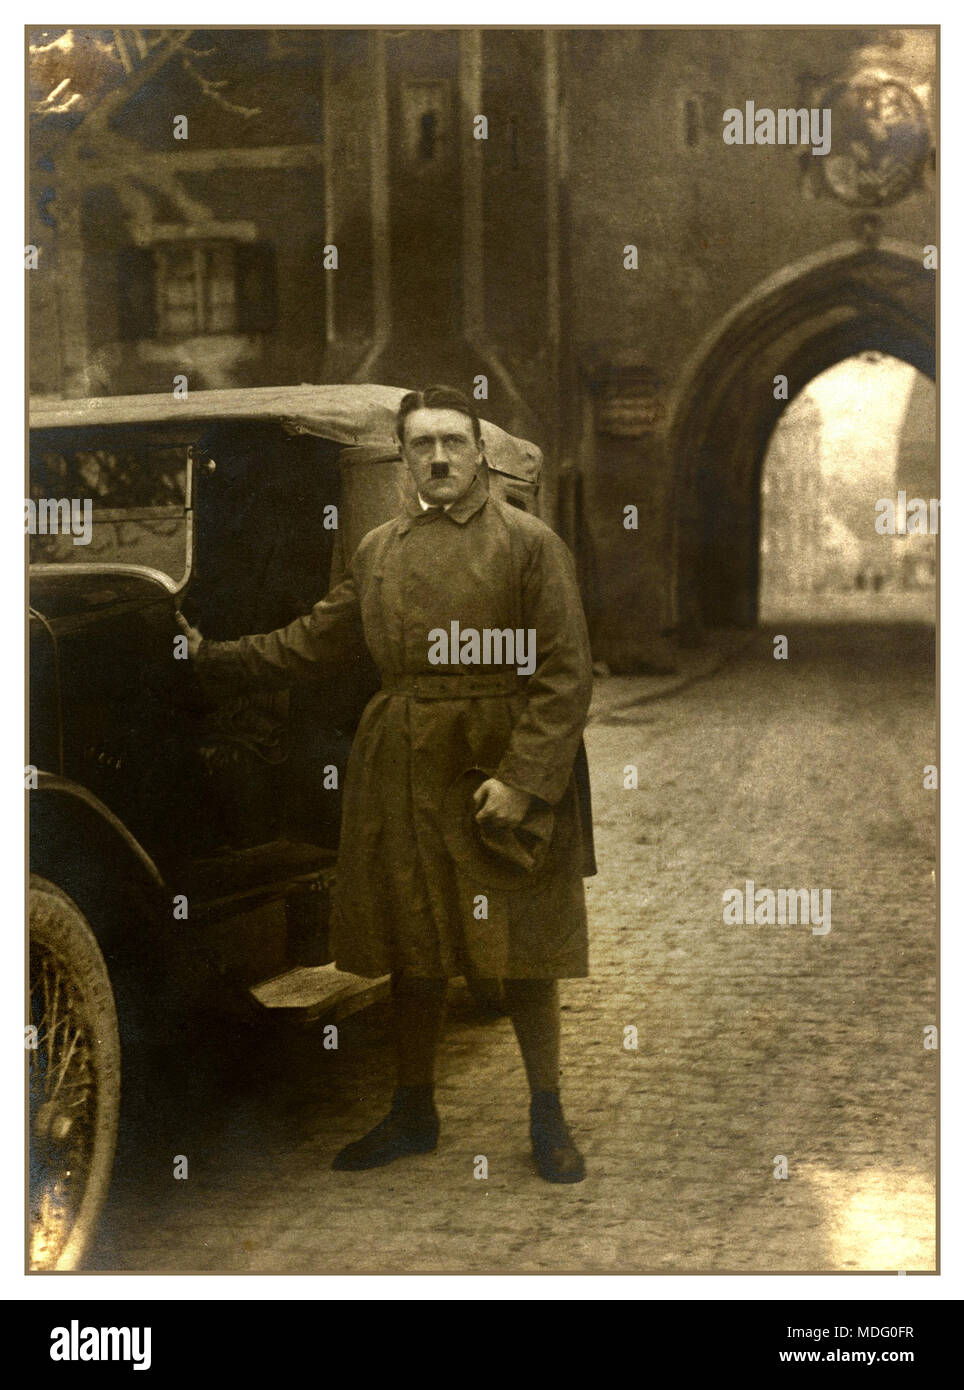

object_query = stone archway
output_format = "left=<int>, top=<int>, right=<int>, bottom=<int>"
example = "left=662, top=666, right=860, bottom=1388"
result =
left=666, top=240, right=936, bottom=636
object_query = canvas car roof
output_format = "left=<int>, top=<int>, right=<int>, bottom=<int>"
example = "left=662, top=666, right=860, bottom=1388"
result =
left=29, top=384, right=542, bottom=484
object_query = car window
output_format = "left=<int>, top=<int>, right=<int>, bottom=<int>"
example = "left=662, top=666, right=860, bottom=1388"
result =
left=28, top=432, right=190, bottom=584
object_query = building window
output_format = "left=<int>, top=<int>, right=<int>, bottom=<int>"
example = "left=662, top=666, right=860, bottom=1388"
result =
left=115, top=237, right=278, bottom=341
left=401, top=81, right=451, bottom=166
left=418, top=110, right=438, bottom=161
left=682, top=95, right=703, bottom=149
left=155, top=240, right=238, bottom=336
left=509, top=115, right=520, bottom=169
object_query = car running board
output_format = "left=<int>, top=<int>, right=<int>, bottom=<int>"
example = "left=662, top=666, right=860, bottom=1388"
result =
left=249, top=963, right=389, bottom=1024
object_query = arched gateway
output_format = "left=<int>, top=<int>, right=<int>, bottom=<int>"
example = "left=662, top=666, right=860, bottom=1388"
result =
left=667, top=240, right=936, bottom=635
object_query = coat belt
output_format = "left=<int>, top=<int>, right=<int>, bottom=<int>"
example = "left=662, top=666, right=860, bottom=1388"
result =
left=382, top=671, right=526, bottom=700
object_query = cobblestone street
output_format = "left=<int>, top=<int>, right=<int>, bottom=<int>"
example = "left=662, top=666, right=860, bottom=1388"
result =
left=89, top=620, right=937, bottom=1274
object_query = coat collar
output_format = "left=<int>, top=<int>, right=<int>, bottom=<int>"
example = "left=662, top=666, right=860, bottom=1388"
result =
left=396, top=473, right=490, bottom=536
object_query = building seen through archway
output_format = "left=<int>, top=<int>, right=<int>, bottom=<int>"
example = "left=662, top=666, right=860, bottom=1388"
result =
left=759, top=355, right=936, bottom=624
left=668, top=243, right=935, bottom=645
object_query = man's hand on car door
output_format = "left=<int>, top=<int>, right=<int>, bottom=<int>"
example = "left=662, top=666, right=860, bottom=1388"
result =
left=175, top=611, right=203, bottom=662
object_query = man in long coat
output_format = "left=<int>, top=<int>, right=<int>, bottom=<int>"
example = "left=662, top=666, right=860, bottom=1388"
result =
left=180, top=385, right=595, bottom=1182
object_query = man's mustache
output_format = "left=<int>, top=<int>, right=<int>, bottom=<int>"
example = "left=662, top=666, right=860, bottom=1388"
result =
left=431, top=463, right=450, bottom=478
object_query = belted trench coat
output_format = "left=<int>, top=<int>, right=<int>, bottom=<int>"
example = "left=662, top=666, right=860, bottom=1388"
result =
left=196, top=474, right=595, bottom=979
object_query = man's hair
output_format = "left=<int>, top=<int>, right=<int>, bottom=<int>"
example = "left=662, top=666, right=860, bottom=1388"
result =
left=396, top=385, right=482, bottom=444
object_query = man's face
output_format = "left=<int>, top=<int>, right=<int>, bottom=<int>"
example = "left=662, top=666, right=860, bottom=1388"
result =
left=399, top=407, right=483, bottom=506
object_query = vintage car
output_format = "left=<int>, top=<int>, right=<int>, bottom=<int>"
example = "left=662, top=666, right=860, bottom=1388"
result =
left=28, top=383, right=543, bottom=1270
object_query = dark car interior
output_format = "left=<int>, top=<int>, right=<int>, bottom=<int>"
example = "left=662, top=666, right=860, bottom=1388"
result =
left=182, top=421, right=380, bottom=863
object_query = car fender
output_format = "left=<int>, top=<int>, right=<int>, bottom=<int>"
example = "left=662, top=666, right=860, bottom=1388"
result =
left=29, top=771, right=169, bottom=955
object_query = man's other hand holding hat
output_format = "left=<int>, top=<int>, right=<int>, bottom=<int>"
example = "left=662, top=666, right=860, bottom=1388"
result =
left=472, top=777, right=531, bottom=831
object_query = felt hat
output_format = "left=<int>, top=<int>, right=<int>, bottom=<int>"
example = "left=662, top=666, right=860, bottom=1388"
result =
left=440, top=767, right=560, bottom=891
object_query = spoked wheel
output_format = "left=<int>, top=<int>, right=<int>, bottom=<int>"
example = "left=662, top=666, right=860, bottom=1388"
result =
left=28, top=875, right=120, bottom=1271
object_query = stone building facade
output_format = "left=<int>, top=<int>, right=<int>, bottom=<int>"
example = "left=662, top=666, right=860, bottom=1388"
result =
left=759, top=392, right=826, bottom=600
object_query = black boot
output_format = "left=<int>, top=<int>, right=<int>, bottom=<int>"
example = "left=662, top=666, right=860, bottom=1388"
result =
left=331, top=1085, right=439, bottom=1171
left=530, top=1090, right=585, bottom=1184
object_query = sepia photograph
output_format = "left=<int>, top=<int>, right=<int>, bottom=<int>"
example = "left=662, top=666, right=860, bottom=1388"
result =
left=25, top=20, right=938, bottom=1283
